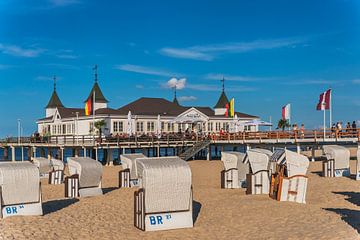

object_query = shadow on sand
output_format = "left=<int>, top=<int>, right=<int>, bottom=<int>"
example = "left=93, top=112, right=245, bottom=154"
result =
left=333, top=191, right=360, bottom=207
left=102, top=187, right=118, bottom=194
left=324, top=208, right=360, bottom=234
left=43, top=198, right=79, bottom=215
left=193, top=200, right=202, bottom=224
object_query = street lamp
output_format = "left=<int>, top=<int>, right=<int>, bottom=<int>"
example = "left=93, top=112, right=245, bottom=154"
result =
left=17, top=119, right=21, bottom=145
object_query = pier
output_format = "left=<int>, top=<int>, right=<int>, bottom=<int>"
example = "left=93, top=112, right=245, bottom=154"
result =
left=1, top=129, right=359, bottom=162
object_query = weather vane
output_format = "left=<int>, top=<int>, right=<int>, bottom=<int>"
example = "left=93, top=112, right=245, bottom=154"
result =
left=93, top=64, right=98, bottom=82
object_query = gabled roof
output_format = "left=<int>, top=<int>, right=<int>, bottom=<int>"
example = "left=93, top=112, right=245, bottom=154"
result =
left=84, top=82, right=108, bottom=103
left=214, top=91, right=229, bottom=108
left=46, top=90, right=64, bottom=109
left=118, top=97, right=186, bottom=116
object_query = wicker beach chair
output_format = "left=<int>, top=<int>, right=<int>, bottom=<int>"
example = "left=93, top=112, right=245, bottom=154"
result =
left=221, top=151, right=248, bottom=189
left=119, top=153, right=147, bottom=188
left=0, top=162, right=43, bottom=218
left=65, top=157, right=103, bottom=198
left=322, top=145, right=350, bottom=177
left=32, top=157, right=65, bottom=184
left=245, top=149, right=271, bottom=195
left=269, top=150, right=309, bottom=204
left=134, top=157, right=193, bottom=231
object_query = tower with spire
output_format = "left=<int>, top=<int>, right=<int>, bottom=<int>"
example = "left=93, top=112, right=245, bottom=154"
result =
left=172, top=86, right=180, bottom=106
left=84, top=65, right=109, bottom=112
left=45, top=75, right=64, bottom=117
left=214, top=77, right=229, bottom=115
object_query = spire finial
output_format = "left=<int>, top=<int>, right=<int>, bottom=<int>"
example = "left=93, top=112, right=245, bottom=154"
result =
left=53, top=75, right=57, bottom=91
left=93, top=64, right=98, bottom=82
left=174, top=85, right=177, bottom=98
left=221, top=76, right=225, bottom=92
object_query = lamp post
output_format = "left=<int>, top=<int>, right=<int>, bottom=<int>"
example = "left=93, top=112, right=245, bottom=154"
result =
left=17, top=119, right=21, bottom=145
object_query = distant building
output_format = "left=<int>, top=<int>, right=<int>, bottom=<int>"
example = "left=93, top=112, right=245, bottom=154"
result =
left=37, top=75, right=259, bottom=137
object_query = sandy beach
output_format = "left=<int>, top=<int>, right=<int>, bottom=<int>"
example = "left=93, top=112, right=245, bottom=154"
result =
left=1, top=160, right=360, bottom=240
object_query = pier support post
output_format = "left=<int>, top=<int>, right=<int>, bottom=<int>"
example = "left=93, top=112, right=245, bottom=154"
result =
left=296, top=144, right=301, bottom=154
left=33, top=147, right=37, bottom=158
left=3, top=147, right=8, bottom=160
left=246, top=145, right=251, bottom=151
left=95, top=148, right=98, bottom=161
left=27, top=147, right=32, bottom=160
left=311, top=146, right=315, bottom=162
left=11, top=146, right=15, bottom=161
left=107, top=148, right=113, bottom=166
left=207, top=145, right=211, bottom=161
left=47, top=147, right=52, bottom=160
left=83, top=147, right=87, bottom=157
left=157, top=145, right=160, bottom=157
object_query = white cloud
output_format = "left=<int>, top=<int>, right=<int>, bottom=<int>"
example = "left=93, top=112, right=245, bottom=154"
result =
left=283, top=79, right=340, bottom=85
left=49, top=0, right=81, bottom=7
left=135, top=84, right=144, bottom=89
left=160, top=48, right=213, bottom=61
left=116, top=64, right=178, bottom=77
left=35, top=76, right=59, bottom=81
left=160, top=37, right=304, bottom=61
left=0, top=43, right=45, bottom=57
left=205, top=73, right=265, bottom=82
left=352, top=79, right=360, bottom=84
left=178, top=96, right=197, bottom=102
left=166, top=77, right=186, bottom=89
left=186, top=83, right=256, bottom=92
left=56, top=54, right=78, bottom=59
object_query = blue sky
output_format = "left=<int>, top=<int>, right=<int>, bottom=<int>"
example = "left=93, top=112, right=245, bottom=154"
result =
left=0, top=0, right=359, bottom=136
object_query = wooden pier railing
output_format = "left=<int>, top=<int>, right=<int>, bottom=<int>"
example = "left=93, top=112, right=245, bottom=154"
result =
left=1, top=128, right=359, bottom=146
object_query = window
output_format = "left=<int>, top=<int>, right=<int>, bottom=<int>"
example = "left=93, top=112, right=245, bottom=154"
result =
left=57, top=125, right=61, bottom=135
left=136, top=122, right=144, bottom=132
left=208, top=122, right=213, bottom=132
left=89, top=122, right=94, bottom=133
left=147, top=122, right=155, bottom=132
left=52, top=125, right=56, bottom=134
left=216, top=122, right=221, bottom=131
left=72, top=123, right=75, bottom=134
left=161, top=122, right=165, bottom=131
left=67, top=124, right=71, bottom=134
left=119, top=122, right=123, bottom=132
left=113, top=121, right=118, bottom=132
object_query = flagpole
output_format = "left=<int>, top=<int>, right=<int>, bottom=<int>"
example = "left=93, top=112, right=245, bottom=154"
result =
left=323, top=108, right=326, bottom=139
left=93, top=90, right=95, bottom=139
left=329, top=89, right=332, bottom=129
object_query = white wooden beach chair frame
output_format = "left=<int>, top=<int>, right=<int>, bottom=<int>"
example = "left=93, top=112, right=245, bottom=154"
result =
left=134, top=188, right=193, bottom=231
left=0, top=183, right=43, bottom=218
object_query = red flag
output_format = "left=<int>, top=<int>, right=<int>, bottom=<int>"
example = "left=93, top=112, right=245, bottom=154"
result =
left=316, top=89, right=331, bottom=111
left=85, top=94, right=93, bottom=116
left=225, top=103, right=229, bottom=117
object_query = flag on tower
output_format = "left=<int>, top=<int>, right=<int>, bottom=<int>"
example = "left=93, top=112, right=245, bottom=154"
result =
left=85, top=92, right=94, bottom=116
left=316, top=89, right=331, bottom=111
left=229, top=98, right=235, bottom=118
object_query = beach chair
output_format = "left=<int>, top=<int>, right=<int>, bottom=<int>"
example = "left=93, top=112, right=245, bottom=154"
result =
left=32, top=157, right=65, bottom=184
left=65, top=157, right=103, bottom=198
left=0, top=162, right=43, bottom=218
left=134, top=157, right=193, bottom=231
left=221, top=151, right=248, bottom=189
left=32, top=157, right=52, bottom=178
left=244, top=149, right=271, bottom=195
left=269, top=150, right=309, bottom=204
left=356, top=148, right=360, bottom=181
left=119, top=153, right=147, bottom=188
left=322, top=145, right=350, bottom=177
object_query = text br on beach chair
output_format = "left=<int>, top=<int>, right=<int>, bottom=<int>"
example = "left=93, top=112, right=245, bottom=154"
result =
left=322, top=145, right=350, bottom=177
left=32, top=157, right=65, bottom=184
left=134, top=156, right=193, bottom=231
left=244, top=148, right=271, bottom=195
left=221, top=151, right=248, bottom=189
left=119, top=153, right=147, bottom=188
left=0, top=162, right=43, bottom=218
left=270, top=150, right=309, bottom=204
left=65, top=157, right=103, bottom=198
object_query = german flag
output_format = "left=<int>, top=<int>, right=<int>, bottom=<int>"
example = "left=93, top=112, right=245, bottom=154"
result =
left=85, top=94, right=93, bottom=116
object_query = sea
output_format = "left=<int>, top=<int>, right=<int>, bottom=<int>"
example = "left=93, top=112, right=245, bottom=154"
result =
left=0, top=145, right=252, bottom=163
